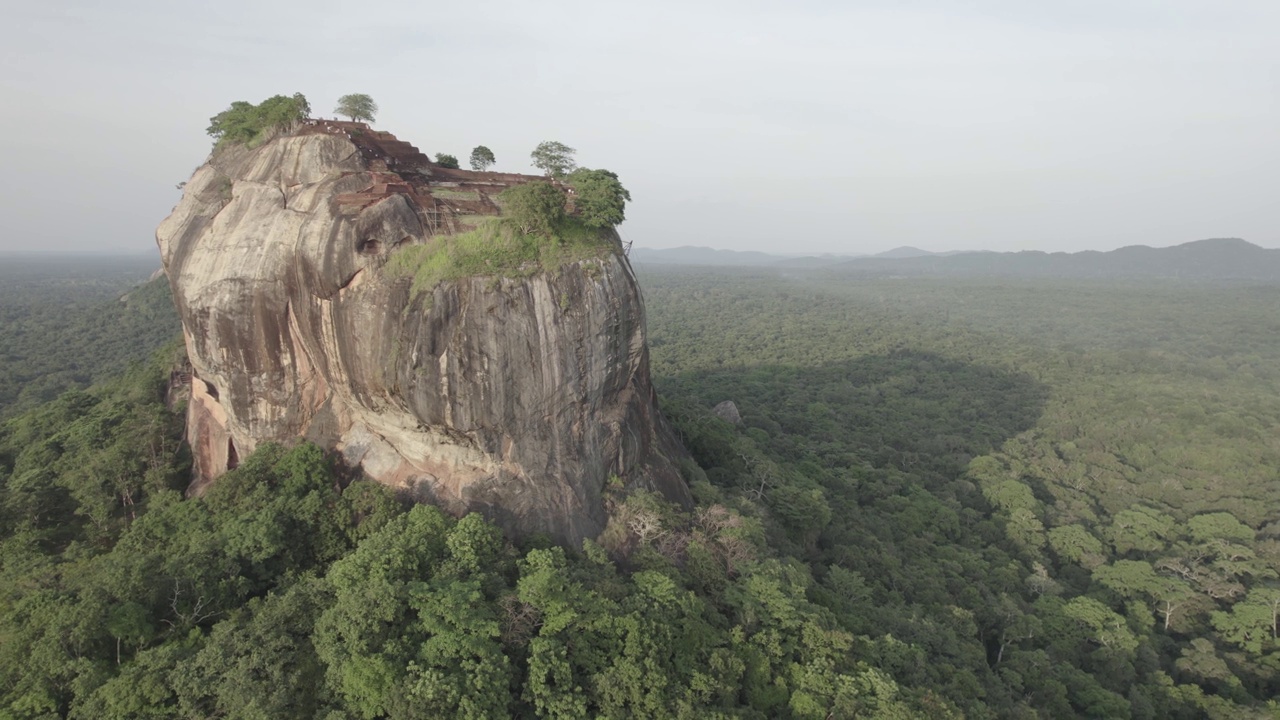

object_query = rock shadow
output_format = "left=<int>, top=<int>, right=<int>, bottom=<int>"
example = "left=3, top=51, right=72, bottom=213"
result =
left=658, top=349, right=1048, bottom=481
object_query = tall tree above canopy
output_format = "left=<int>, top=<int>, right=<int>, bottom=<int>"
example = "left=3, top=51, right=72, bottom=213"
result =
left=469, top=146, right=496, bottom=171
left=530, top=141, right=576, bottom=178
left=334, top=93, right=377, bottom=123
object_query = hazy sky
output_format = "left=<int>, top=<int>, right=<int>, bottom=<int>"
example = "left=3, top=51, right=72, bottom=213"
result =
left=2, top=0, right=1277, bottom=255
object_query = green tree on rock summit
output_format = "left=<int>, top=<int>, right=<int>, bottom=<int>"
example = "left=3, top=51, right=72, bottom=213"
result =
left=566, top=168, right=631, bottom=228
left=499, top=182, right=565, bottom=238
left=207, top=93, right=311, bottom=147
left=530, top=141, right=577, bottom=178
left=335, top=93, right=377, bottom=123
left=469, top=145, right=496, bottom=171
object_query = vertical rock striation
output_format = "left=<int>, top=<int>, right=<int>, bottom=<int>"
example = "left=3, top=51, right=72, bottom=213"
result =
left=157, top=125, right=690, bottom=543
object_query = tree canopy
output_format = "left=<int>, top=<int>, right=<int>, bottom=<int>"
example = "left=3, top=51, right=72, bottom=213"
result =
left=469, top=145, right=496, bottom=171
left=334, top=93, right=377, bottom=123
left=498, top=181, right=565, bottom=238
left=567, top=168, right=631, bottom=228
left=206, top=93, right=311, bottom=147
left=640, top=268, right=1280, bottom=719
left=530, top=141, right=577, bottom=178
left=434, top=153, right=460, bottom=169
left=0, top=260, right=181, bottom=418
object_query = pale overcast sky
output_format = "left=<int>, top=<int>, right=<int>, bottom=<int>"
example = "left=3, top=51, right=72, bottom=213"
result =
left=1, top=0, right=1277, bottom=255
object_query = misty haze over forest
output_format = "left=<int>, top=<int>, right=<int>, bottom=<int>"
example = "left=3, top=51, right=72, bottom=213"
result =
left=1, top=1, right=1278, bottom=255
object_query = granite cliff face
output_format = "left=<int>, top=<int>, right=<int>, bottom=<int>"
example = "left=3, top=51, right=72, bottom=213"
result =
left=157, top=123, right=690, bottom=543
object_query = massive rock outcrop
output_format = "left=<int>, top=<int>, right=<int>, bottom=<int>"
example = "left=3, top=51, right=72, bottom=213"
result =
left=157, top=122, right=690, bottom=543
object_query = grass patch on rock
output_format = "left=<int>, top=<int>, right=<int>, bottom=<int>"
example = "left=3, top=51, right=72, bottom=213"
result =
left=385, top=217, right=615, bottom=298
left=428, top=189, right=482, bottom=201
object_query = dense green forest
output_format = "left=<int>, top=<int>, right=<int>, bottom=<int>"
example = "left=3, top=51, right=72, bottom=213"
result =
left=641, top=265, right=1280, bottom=718
left=0, top=255, right=180, bottom=418
left=0, top=347, right=916, bottom=718
left=2, top=258, right=1279, bottom=718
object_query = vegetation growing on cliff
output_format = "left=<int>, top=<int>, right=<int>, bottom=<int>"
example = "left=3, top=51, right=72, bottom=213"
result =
left=502, top=181, right=568, bottom=237
left=386, top=178, right=630, bottom=298
left=206, top=93, right=311, bottom=148
left=385, top=215, right=614, bottom=299
left=567, top=168, right=632, bottom=228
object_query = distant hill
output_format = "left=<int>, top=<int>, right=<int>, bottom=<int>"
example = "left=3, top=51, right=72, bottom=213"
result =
left=631, top=239, right=1280, bottom=282
left=629, top=246, right=794, bottom=266
left=774, top=253, right=868, bottom=268
left=874, top=246, right=934, bottom=259
left=630, top=245, right=970, bottom=267
left=833, top=238, right=1280, bottom=282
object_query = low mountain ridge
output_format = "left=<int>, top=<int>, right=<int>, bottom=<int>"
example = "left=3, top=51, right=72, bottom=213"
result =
left=629, top=245, right=797, bottom=266
left=836, top=237, right=1280, bottom=281
left=634, top=238, right=1279, bottom=282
